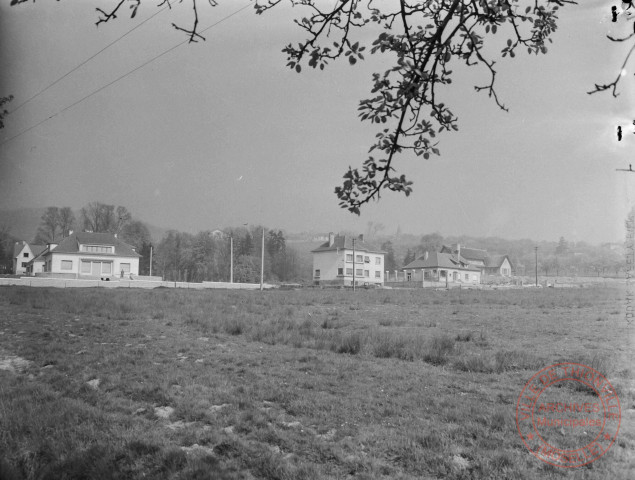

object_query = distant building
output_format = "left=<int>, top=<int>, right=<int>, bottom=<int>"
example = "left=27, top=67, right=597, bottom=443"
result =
left=39, top=231, right=140, bottom=279
left=402, top=251, right=481, bottom=284
left=311, top=233, right=385, bottom=286
left=13, top=241, right=46, bottom=275
left=440, top=244, right=513, bottom=277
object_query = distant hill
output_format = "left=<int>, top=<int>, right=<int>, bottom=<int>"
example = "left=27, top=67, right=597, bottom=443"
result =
left=0, top=207, right=168, bottom=244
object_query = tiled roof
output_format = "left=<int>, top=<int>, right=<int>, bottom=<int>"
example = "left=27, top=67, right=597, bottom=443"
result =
left=44, top=232, right=140, bottom=257
left=311, top=235, right=385, bottom=254
left=13, top=242, right=46, bottom=259
left=485, top=254, right=512, bottom=269
left=403, top=252, right=480, bottom=271
left=441, top=244, right=488, bottom=262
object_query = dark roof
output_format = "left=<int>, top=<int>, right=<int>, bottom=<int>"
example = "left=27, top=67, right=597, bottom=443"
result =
left=13, top=242, right=46, bottom=259
left=485, top=255, right=512, bottom=269
left=311, top=235, right=385, bottom=254
left=403, top=252, right=480, bottom=271
left=441, top=244, right=488, bottom=262
left=43, top=232, right=140, bottom=257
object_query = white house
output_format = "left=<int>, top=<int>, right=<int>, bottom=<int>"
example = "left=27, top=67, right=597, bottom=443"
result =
left=39, top=231, right=140, bottom=279
left=13, top=241, right=46, bottom=275
left=311, top=233, right=385, bottom=286
left=441, top=244, right=513, bottom=277
left=402, top=251, right=481, bottom=285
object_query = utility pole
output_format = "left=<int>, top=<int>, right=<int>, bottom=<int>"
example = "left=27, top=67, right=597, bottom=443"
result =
left=260, top=228, right=265, bottom=291
left=535, top=246, right=538, bottom=286
left=352, top=237, right=356, bottom=292
left=149, top=245, right=153, bottom=277
left=230, top=236, right=233, bottom=283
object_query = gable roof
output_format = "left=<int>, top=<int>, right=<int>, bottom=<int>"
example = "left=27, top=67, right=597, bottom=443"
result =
left=43, top=232, right=140, bottom=257
left=485, top=254, right=512, bottom=269
left=403, top=252, right=480, bottom=271
left=311, top=235, right=385, bottom=254
left=440, top=244, right=488, bottom=262
left=13, top=241, right=46, bottom=259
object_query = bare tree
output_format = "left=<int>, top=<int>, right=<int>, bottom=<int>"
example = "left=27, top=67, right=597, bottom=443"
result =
left=58, top=207, right=76, bottom=237
left=35, top=207, right=61, bottom=243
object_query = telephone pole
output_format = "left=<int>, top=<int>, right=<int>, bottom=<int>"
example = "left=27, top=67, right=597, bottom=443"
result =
left=535, top=246, right=538, bottom=286
left=352, top=237, right=356, bottom=292
left=230, top=236, right=233, bottom=284
left=260, top=228, right=265, bottom=291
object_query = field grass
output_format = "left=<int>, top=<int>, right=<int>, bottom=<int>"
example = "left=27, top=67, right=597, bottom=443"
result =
left=0, top=286, right=633, bottom=479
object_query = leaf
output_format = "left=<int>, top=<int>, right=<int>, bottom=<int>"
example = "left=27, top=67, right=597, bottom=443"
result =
left=507, top=39, right=512, bottom=47
left=349, top=56, right=357, bottom=65
left=492, top=25, right=497, bottom=34
left=295, top=64, right=302, bottom=73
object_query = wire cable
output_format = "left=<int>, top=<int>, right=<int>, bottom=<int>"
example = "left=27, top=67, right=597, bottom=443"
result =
left=0, top=1, right=252, bottom=148
left=10, top=3, right=173, bottom=115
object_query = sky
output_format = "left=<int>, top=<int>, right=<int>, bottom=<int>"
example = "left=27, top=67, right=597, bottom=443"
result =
left=0, top=0, right=634, bottom=244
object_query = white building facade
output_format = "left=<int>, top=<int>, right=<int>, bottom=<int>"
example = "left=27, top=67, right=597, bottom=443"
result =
left=312, top=233, right=385, bottom=286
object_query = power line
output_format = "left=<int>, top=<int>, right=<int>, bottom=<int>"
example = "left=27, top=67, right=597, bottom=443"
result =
left=10, top=3, right=173, bottom=115
left=0, top=1, right=253, bottom=148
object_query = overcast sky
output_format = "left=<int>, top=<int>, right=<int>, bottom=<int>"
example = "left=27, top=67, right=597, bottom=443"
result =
left=0, top=0, right=633, bottom=244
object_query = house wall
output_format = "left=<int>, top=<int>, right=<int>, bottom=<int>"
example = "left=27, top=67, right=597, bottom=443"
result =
left=313, top=250, right=341, bottom=282
left=313, top=249, right=384, bottom=285
left=13, top=244, right=32, bottom=275
left=500, top=258, right=512, bottom=276
left=400, top=268, right=481, bottom=284
left=48, top=253, right=139, bottom=278
left=26, top=260, right=45, bottom=275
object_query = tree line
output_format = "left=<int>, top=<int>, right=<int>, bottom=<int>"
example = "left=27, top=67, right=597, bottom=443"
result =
left=153, top=227, right=308, bottom=283
left=0, top=202, right=310, bottom=282
left=386, top=232, right=625, bottom=278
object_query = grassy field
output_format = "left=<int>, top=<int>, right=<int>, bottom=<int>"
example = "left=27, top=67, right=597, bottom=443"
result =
left=0, top=286, right=633, bottom=479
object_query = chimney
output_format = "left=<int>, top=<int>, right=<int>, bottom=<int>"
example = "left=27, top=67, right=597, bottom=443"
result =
left=358, top=234, right=364, bottom=242
left=68, top=230, right=73, bottom=236
left=328, top=232, right=335, bottom=247
left=424, top=251, right=429, bottom=260
left=114, top=233, right=118, bottom=238
left=48, top=243, right=57, bottom=251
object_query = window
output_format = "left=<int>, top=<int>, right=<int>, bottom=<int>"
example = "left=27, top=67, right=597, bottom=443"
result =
left=364, top=256, right=370, bottom=263
left=356, top=269, right=363, bottom=276
left=440, top=270, right=447, bottom=277
left=407, top=272, right=412, bottom=281
left=81, top=260, right=113, bottom=275
left=82, top=245, right=114, bottom=253
left=346, top=254, right=353, bottom=262
left=314, top=269, right=320, bottom=278
left=346, top=268, right=353, bottom=275
left=465, top=274, right=469, bottom=281
left=375, top=257, right=381, bottom=265
left=61, top=260, right=72, bottom=270
left=364, top=270, right=370, bottom=277
left=21, top=262, right=27, bottom=268
left=120, top=263, right=131, bottom=273
left=375, top=271, right=381, bottom=278
left=23, top=253, right=29, bottom=258
left=356, top=255, right=363, bottom=262
left=337, top=268, right=344, bottom=276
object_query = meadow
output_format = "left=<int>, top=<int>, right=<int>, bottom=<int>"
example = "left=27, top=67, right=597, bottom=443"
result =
left=0, top=285, right=632, bottom=479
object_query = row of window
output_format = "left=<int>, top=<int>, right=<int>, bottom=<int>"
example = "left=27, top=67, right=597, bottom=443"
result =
left=315, top=268, right=381, bottom=279
left=344, top=254, right=381, bottom=265
left=82, top=245, right=114, bottom=253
